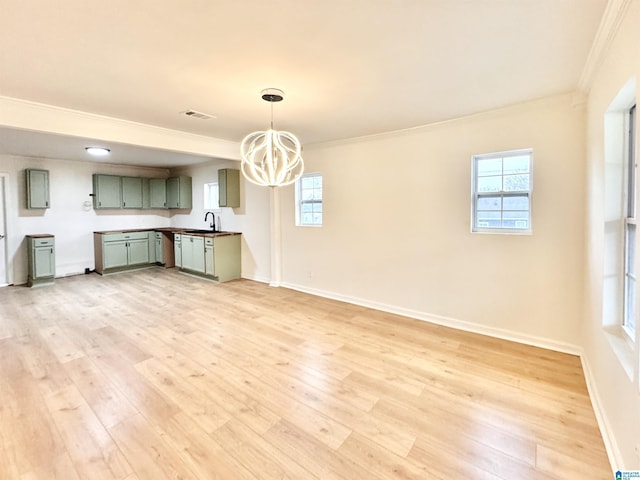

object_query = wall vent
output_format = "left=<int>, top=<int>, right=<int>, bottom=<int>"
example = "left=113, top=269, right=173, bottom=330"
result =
left=181, top=109, right=215, bottom=120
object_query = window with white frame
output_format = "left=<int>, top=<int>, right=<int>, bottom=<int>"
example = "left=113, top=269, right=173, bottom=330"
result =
left=203, top=182, right=219, bottom=210
left=472, top=149, right=532, bottom=233
left=296, top=173, right=322, bottom=226
left=623, top=104, right=636, bottom=341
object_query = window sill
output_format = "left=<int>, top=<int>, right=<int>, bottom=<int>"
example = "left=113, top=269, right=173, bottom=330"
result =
left=603, top=325, right=635, bottom=381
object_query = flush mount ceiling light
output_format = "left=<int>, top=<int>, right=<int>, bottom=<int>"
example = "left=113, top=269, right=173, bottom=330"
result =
left=85, top=146, right=111, bottom=157
left=240, top=88, right=304, bottom=187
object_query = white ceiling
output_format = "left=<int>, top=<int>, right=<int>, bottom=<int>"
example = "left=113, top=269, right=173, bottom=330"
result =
left=0, top=0, right=608, bottom=167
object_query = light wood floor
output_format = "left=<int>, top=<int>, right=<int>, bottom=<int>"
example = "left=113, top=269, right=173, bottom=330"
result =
left=0, top=268, right=611, bottom=479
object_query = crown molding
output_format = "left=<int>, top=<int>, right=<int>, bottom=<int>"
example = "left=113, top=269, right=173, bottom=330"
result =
left=578, top=0, right=633, bottom=93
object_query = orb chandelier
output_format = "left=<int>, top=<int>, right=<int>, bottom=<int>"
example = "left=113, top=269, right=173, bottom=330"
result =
left=240, top=88, right=304, bottom=187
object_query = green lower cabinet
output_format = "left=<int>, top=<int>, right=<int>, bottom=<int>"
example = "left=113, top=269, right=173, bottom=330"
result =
left=211, top=234, right=241, bottom=282
left=205, top=238, right=214, bottom=276
left=178, top=233, right=240, bottom=282
left=181, top=235, right=205, bottom=273
left=174, top=234, right=182, bottom=267
left=27, top=235, right=55, bottom=287
left=94, top=232, right=153, bottom=274
left=154, top=232, right=163, bottom=264
left=103, top=240, right=129, bottom=269
left=128, top=238, right=150, bottom=265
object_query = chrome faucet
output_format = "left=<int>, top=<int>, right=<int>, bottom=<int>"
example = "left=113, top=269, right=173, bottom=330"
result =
left=204, top=211, right=216, bottom=232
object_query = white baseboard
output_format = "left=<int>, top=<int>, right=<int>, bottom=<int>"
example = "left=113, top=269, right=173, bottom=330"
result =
left=281, top=281, right=582, bottom=354
left=580, top=354, right=622, bottom=472
left=241, top=273, right=271, bottom=284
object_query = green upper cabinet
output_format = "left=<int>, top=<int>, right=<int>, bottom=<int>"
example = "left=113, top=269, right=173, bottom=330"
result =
left=26, top=169, right=50, bottom=209
left=218, top=168, right=240, bottom=208
left=166, top=176, right=192, bottom=209
left=122, top=177, right=143, bottom=209
left=149, top=178, right=167, bottom=208
left=92, top=174, right=122, bottom=209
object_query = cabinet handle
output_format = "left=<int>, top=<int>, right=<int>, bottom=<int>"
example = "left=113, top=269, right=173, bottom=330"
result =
left=50, top=248, right=53, bottom=254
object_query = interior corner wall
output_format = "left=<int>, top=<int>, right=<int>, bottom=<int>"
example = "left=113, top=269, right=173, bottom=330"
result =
left=584, top=0, right=640, bottom=470
left=279, top=93, right=586, bottom=351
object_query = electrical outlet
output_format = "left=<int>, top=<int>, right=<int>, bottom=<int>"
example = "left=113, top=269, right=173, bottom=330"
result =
left=635, top=443, right=640, bottom=461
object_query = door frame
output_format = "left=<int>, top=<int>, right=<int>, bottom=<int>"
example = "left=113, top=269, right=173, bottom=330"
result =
left=0, top=173, right=10, bottom=286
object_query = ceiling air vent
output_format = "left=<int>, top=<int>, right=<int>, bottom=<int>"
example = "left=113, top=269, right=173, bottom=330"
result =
left=181, top=109, right=215, bottom=120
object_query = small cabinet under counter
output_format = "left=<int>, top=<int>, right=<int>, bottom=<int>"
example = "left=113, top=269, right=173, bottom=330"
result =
left=26, top=234, right=55, bottom=287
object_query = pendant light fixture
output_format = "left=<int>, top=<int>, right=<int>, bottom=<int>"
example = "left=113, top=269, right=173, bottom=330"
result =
left=240, top=88, right=304, bottom=187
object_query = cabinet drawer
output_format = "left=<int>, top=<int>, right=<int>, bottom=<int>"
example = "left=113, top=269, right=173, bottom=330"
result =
left=155, top=232, right=163, bottom=240
left=33, top=238, right=54, bottom=247
left=103, top=231, right=149, bottom=242
left=205, top=238, right=213, bottom=246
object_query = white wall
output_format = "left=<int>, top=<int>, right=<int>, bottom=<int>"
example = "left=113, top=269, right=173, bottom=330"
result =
left=1, top=155, right=171, bottom=284
left=584, top=0, right=640, bottom=470
left=280, top=94, right=586, bottom=350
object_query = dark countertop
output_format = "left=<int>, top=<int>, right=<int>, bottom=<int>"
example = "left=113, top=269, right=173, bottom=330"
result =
left=93, top=228, right=240, bottom=237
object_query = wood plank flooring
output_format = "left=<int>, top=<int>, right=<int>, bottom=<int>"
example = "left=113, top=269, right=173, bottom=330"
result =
left=0, top=268, right=611, bottom=479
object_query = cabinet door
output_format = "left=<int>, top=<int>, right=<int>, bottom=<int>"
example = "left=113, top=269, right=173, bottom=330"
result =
left=26, top=169, right=50, bottom=209
left=205, top=244, right=214, bottom=276
left=218, top=168, right=240, bottom=208
left=122, top=177, right=143, bottom=209
left=103, top=241, right=128, bottom=269
left=212, top=234, right=241, bottom=282
left=156, top=237, right=163, bottom=264
left=127, top=238, right=150, bottom=265
left=149, top=178, right=167, bottom=208
left=166, top=177, right=179, bottom=208
left=181, top=235, right=205, bottom=273
left=180, top=235, right=194, bottom=270
left=166, top=176, right=192, bottom=209
left=190, top=236, right=205, bottom=273
left=33, top=246, right=55, bottom=278
left=93, top=174, right=122, bottom=209
left=174, top=235, right=182, bottom=267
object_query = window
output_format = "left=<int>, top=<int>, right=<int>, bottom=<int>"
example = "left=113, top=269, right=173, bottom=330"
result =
left=472, top=149, right=532, bottom=234
left=204, top=182, right=219, bottom=210
left=296, top=173, right=322, bottom=226
left=623, top=105, right=636, bottom=340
